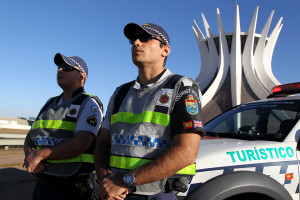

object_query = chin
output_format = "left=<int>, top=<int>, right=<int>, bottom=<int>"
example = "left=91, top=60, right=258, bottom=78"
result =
left=57, top=80, right=65, bottom=88
left=132, top=59, right=142, bottom=66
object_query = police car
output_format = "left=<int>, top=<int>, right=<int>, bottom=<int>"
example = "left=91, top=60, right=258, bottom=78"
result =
left=180, top=82, right=300, bottom=200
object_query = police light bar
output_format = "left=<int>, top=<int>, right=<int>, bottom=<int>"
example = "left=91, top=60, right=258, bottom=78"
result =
left=267, top=82, right=300, bottom=98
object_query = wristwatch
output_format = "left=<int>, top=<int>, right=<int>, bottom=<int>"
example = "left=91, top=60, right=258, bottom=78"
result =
left=123, top=171, right=136, bottom=192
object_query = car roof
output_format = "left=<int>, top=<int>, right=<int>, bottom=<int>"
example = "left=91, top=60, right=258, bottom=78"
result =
left=270, top=95, right=300, bottom=101
left=229, top=96, right=300, bottom=110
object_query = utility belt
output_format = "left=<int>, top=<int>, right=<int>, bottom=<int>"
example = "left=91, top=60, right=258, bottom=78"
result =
left=37, top=174, right=90, bottom=188
left=109, top=155, right=194, bottom=194
left=125, top=194, right=144, bottom=199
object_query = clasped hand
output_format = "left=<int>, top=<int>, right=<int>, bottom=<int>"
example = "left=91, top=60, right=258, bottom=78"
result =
left=24, top=148, right=48, bottom=174
left=98, top=172, right=129, bottom=200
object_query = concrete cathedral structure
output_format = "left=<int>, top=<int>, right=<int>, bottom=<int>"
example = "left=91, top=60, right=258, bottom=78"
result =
left=193, top=5, right=282, bottom=123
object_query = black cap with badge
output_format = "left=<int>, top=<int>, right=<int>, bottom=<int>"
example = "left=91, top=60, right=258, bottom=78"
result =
left=124, top=23, right=170, bottom=46
left=54, top=53, right=88, bottom=77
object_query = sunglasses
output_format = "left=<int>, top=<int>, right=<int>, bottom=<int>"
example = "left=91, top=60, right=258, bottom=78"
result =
left=58, top=65, right=81, bottom=72
left=129, top=35, right=166, bottom=45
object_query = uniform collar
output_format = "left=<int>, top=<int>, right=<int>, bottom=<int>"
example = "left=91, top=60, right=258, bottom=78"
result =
left=133, top=68, right=172, bottom=90
left=56, top=87, right=85, bottom=105
left=71, top=87, right=85, bottom=97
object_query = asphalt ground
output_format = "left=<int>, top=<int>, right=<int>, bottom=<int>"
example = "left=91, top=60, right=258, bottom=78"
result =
left=0, top=148, right=36, bottom=200
left=0, top=148, right=98, bottom=200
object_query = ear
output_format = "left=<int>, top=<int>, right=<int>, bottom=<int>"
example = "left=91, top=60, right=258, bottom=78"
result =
left=162, top=45, right=171, bottom=58
left=79, top=72, right=83, bottom=79
left=79, top=72, right=86, bottom=81
left=79, top=72, right=86, bottom=86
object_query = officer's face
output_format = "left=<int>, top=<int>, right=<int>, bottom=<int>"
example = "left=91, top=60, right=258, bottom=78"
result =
left=130, top=34, right=168, bottom=67
left=57, top=66, right=82, bottom=90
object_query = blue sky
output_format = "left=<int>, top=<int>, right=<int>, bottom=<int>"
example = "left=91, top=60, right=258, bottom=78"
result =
left=1, top=0, right=299, bottom=118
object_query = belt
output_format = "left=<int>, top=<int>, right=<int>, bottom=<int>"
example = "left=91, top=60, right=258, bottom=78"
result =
left=37, top=174, right=90, bottom=188
left=125, top=194, right=147, bottom=199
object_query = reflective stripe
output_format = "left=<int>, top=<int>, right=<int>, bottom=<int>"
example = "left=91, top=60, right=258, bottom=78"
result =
left=111, top=111, right=170, bottom=126
left=35, top=147, right=94, bottom=164
left=109, top=155, right=196, bottom=175
left=176, top=164, right=196, bottom=175
left=32, top=120, right=76, bottom=131
left=47, top=154, right=94, bottom=164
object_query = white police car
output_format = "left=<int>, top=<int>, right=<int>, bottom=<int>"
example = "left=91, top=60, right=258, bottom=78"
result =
left=181, top=82, right=300, bottom=200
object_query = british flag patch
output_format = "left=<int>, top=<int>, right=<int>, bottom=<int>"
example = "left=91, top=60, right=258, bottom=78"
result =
left=193, top=120, right=203, bottom=128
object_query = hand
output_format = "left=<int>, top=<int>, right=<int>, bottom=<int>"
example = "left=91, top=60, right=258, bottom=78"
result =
left=24, top=149, right=47, bottom=173
left=31, top=161, right=48, bottom=174
left=98, top=172, right=129, bottom=200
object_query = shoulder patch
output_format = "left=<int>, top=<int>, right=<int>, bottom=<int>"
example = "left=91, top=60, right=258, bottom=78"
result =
left=91, top=105, right=99, bottom=115
left=185, top=95, right=199, bottom=115
left=183, top=120, right=193, bottom=129
left=87, top=115, right=97, bottom=126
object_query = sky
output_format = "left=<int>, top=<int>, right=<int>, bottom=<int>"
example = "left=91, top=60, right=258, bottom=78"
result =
left=1, top=0, right=299, bottom=119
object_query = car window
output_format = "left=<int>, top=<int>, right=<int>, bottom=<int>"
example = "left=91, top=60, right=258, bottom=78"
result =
left=205, top=100, right=300, bottom=141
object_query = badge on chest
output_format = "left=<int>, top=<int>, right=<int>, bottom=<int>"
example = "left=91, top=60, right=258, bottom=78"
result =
left=156, top=89, right=174, bottom=107
left=67, top=104, right=81, bottom=118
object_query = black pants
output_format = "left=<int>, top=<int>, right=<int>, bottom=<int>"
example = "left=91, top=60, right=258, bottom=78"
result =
left=33, top=176, right=92, bottom=200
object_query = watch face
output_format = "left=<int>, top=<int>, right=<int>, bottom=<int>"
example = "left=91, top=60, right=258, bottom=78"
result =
left=125, top=175, right=133, bottom=184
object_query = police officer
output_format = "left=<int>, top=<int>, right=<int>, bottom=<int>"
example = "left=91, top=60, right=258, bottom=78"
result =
left=94, top=23, right=205, bottom=200
left=24, top=53, right=103, bottom=200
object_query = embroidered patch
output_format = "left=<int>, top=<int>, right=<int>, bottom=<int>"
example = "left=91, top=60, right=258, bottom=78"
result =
left=87, top=115, right=97, bottom=126
left=193, top=120, right=203, bottom=128
left=69, top=108, right=77, bottom=115
left=183, top=120, right=193, bottom=130
left=67, top=104, right=80, bottom=118
left=185, top=95, right=198, bottom=115
left=156, top=89, right=173, bottom=107
left=91, top=105, right=99, bottom=115
left=159, top=93, right=170, bottom=104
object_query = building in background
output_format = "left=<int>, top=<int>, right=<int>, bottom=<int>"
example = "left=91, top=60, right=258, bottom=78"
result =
left=0, top=117, right=31, bottom=149
left=0, top=117, right=31, bottom=134
left=193, top=5, right=282, bottom=122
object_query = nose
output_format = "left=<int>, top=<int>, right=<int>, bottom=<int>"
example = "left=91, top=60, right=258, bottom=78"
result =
left=57, top=67, right=63, bottom=73
left=132, top=38, right=142, bottom=46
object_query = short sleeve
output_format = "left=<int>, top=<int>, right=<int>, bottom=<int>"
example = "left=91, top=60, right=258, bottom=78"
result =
left=171, top=82, right=205, bottom=136
left=75, top=98, right=103, bottom=136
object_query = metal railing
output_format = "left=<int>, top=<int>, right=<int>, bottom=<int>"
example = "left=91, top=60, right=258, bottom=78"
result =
left=0, top=133, right=26, bottom=149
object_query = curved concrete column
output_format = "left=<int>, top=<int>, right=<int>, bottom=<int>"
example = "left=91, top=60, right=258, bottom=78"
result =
left=242, top=6, right=269, bottom=99
left=201, top=8, right=230, bottom=107
left=193, top=20, right=209, bottom=89
left=253, top=10, right=276, bottom=91
left=193, top=5, right=282, bottom=113
left=264, top=18, right=283, bottom=86
left=198, top=14, right=219, bottom=92
left=230, top=5, right=242, bottom=106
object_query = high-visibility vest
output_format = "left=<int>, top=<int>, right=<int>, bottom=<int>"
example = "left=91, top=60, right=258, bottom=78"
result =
left=29, top=89, right=102, bottom=177
left=110, top=74, right=197, bottom=195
